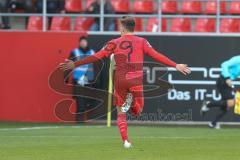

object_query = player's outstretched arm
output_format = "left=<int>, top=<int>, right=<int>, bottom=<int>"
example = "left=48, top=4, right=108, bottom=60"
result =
left=59, top=49, right=110, bottom=71
left=143, top=39, right=191, bottom=75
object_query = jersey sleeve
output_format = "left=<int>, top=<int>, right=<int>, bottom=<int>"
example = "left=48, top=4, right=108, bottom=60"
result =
left=221, top=55, right=240, bottom=79
left=143, top=39, right=177, bottom=67
left=74, top=41, right=115, bottom=67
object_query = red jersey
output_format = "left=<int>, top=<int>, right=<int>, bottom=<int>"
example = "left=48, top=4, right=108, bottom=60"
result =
left=75, top=34, right=177, bottom=77
left=74, top=34, right=177, bottom=115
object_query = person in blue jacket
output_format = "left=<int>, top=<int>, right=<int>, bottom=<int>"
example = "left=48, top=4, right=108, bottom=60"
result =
left=201, top=55, right=240, bottom=129
left=67, top=36, right=95, bottom=123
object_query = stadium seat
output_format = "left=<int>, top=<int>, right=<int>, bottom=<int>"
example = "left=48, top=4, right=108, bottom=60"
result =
left=133, top=0, right=154, bottom=13
left=195, top=18, right=216, bottom=32
left=220, top=18, right=239, bottom=33
left=146, top=18, right=167, bottom=32
left=65, top=0, right=82, bottom=12
left=74, top=17, right=94, bottom=31
left=27, top=16, right=47, bottom=31
left=181, top=1, right=202, bottom=14
left=86, top=0, right=95, bottom=9
left=205, top=1, right=226, bottom=14
left=111, top=0, right=130, bottom=13
left=161, top=0, right=178, bottom=14
left=50, top=17, right=71, bottom=31
left=170, top=18, right=191, bottom=32
left=229, top=1, right=240, bottom=14
left=134, top=18, right=143, bottom=31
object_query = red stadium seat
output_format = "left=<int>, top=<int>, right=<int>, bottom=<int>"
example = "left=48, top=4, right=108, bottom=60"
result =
left=181, top=1, right=202, bottom=14
left=161, top=0, right=177, bottom=14
left=195, top=18, right=216, bottom=32
left=229, top=1, right=240, bottom=14
left=220, top=18, right=239, bottom=33
left=205, top=1, right=226, bottom=14
left=27, top=16, right=48, bottom=31
left=134, top=18, right=143, bottom=31
left=65, top=0, right=82, bottom=12
left=74, top=17, right=94, bottom=31
left=86, top=0, right=95, bottom=9
left=170, top=18, right=191, bottom=32
left=146, top=18, right=167, bottom=32
left=50, top=17, right=71, bottom=31
left=111, top=0, right=130, bottom=13
left=133, top=0, right=154, bottom=13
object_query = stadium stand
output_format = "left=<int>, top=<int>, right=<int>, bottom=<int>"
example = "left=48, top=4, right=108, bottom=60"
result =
left=27, top=16, right=47, bottom=31
left=86, top=0, right=95, bottom=9
left=134, top=17, right=144, bottom=31
left=65, top=0, right=82, bottom=13
left=194, top=18, right=216, bottom=32
left=170, top=18, right=192, bottom=32
left=111, top=0, right=130, bottom=13
left=133, top=0, right=154, bottom=13
left=205, top=1, right=227, bottom=14
left=74, top=17, right=94, bottom=31
left=220, top=18, right=239, bottom=32
left=229, top=1, right=240, bottom=14
left=2, top=0, right=240, bottom=33
left=161, top=1, right=178, bottom=14
left=50, top=17, right=71, bottom=31
left=146, top=18, right=167, bottom=32
left=180, top=1, right=202, bottom=14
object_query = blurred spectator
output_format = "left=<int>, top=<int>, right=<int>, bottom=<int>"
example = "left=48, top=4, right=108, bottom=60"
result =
left=11, top=0, right=34, bottom=27
left=0, top=0, right=33, bottom=29
left=8, top=0, right=33, bottom=13
left=36, top=0, right=65, bottom=27
left=66, top=37, right=96, bottom=123
left=0, top=0, right=10, bottom=29
left=86, top=0, right=115, bottom=31
left=36, top=0, right=65, bottom=13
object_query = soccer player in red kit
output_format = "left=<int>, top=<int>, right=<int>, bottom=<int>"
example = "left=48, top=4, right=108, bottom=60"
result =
left=60, top=16, right=191, bottom=148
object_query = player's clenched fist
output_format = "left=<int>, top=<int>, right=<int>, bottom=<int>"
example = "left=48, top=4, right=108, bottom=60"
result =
left=59, top=59, right=75, bottom=71
left=176, top=64, right=191, bottom=75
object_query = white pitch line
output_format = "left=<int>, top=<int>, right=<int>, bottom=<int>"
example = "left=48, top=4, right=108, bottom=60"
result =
left=0, top=135, right=207, bottom=139
left=0, top=125, right=106, bottom=131
left=0, top=135, right=238, bottom=139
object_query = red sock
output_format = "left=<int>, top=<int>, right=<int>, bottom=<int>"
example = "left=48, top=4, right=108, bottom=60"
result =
left=117, top=113, right=129, bottom=142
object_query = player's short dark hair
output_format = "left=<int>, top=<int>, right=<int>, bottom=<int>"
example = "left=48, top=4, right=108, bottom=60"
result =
left=120, top=16, right=135, bottom=32
left=79, top=36, right=87, bottom=42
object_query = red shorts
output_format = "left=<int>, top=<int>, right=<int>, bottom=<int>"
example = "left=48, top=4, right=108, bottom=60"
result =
left=114, top=78, right=144, bottom=116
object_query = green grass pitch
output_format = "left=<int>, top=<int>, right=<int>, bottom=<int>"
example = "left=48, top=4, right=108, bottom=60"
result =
left=0, top=122, right=240, bottom=160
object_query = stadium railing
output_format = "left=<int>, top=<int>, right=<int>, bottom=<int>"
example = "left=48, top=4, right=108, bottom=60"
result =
left=1, top=0, right=240, bottom=36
